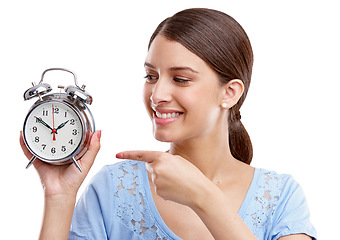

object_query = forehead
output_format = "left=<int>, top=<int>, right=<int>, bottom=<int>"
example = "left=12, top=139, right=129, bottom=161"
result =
left=145, top=35, right=211, bottom=72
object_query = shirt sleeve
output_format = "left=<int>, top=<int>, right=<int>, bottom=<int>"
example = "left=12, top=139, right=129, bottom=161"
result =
left=69, top=166, right=115, bottom=240
left=270, top=176, right=317, bottom=240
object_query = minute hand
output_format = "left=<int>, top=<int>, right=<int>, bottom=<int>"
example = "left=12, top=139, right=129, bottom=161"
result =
left=35, top=116, right=53, bottom=131
left=55, top=120, right=69, bottom=131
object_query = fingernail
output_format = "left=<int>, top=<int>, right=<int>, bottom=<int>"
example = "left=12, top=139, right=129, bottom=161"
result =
left=116, top=153, right=123, bottom=159
left=97, top=130, right=102, bottom=140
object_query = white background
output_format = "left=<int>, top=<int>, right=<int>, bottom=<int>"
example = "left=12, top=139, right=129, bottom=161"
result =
left=1, top=0, right=339, bottom=239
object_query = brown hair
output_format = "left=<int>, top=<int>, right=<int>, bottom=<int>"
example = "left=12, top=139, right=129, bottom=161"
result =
left=148, top=8, right=253, bottom=164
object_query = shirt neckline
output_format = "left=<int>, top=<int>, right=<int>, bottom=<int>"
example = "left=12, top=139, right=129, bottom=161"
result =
left=141, top=162, right=182, bottom=239
left=238, top=168, right=261, bottom=217
left=141, top=162, right=261, bottom=239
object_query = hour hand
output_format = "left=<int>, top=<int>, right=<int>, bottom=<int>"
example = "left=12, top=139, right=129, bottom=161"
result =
left=35, top=116, right=53, bottom=131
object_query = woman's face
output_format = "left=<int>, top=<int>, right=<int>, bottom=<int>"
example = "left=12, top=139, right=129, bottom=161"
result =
left=143, top=35, right=226, bottom=143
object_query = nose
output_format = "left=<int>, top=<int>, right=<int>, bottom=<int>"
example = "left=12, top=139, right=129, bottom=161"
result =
left=150, top=78, right=172, bottom=105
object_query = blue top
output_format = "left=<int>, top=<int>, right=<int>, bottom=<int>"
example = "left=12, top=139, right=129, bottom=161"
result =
left=69, top=160, right=317, bottom=240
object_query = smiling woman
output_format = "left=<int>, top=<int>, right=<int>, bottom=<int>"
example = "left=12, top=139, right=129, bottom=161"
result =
left=19, top=7, right=317, bottom=240
left=148, top=9, right=254, bottom=165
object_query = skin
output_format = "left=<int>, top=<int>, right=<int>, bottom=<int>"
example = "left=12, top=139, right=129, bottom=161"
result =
left=19, top=34, right=312, bottom=239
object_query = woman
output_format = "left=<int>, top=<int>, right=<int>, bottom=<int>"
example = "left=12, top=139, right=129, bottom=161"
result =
left=20, top=8, right=317, bottom=240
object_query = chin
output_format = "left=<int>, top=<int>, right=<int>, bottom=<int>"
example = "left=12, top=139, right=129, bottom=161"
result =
left=152, top=127, right=181, bottom=142
left=153, top=132, right=174, bottom=143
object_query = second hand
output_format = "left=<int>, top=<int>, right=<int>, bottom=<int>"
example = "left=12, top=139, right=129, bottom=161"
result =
left=52, top=104, right=56, bottom=141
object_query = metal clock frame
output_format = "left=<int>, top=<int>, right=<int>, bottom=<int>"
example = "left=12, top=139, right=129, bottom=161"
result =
left=23, top=68, right=95, bottom=172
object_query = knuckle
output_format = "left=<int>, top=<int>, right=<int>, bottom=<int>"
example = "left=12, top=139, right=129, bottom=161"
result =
left=136, top=152, right=144, bottom=160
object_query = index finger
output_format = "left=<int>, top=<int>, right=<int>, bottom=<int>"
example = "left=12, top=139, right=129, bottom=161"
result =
left=116, top=150, right=165, bottom=163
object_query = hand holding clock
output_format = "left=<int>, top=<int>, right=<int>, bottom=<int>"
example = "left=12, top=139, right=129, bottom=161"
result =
left=21, top=68, right=97, bottom=239
left=20, top=130, right=101, bottom=197
left=20, top=130, right=100, bottom=239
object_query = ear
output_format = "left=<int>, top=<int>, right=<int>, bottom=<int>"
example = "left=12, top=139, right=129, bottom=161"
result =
left=220, top=79, right=244, bottom=108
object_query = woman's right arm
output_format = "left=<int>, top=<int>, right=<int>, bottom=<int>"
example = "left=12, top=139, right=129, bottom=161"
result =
left=20, top=130, right=101, bottom=240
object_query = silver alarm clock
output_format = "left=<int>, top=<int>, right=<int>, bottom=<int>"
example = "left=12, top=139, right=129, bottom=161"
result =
left=22, top=68, right=95, bottom=172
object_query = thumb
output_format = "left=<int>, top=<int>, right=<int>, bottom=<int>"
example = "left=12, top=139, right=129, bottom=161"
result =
left=78, top=130, right=101, bottom=173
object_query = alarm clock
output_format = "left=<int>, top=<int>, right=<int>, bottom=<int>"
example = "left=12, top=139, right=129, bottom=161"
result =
left=22, top=68, right=95, bottom=172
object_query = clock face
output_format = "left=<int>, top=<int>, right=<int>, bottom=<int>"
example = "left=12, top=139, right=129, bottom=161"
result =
left=24, top=101, right=84, bottom=162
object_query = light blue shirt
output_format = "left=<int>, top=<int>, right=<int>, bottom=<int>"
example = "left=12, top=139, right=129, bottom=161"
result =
left=69, top=160, right=317, bottom=239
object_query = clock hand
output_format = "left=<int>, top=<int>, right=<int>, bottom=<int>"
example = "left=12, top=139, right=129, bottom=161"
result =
left=55, top=120, right=69, bottom=131
left=35, top=116, right=53, bottom=131
left=52, top=104, right=56, bottom=141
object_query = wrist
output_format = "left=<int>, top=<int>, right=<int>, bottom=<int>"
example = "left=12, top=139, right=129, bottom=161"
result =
left=40, top=194, right=76, bottom=240
left=44, top=193, right=76, bottom=206
left=43, top=182, right=79, bottom=201
left=191, top=179, right=223, bottom=213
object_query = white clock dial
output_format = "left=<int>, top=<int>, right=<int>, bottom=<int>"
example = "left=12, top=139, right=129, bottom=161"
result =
left=24, top=101, right=83, bottom=161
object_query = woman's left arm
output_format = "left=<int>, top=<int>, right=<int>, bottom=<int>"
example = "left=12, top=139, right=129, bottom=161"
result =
left=116, top=150, right=257, bottom=240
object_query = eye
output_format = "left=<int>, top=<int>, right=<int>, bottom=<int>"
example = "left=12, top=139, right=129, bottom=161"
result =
left=173, top=77, right=190, bottom=85
left=144, top=74, right=158, bottom=83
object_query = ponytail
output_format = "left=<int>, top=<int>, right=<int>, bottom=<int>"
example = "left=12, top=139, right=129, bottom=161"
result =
left=228, top=108, right=253, bottom=165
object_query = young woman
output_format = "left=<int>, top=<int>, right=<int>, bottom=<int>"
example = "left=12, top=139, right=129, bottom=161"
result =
left=20, top=8, right=317, bottom=240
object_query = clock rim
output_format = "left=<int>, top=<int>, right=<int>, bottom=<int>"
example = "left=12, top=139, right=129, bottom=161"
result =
left=23, top=94, right=93, bottom=165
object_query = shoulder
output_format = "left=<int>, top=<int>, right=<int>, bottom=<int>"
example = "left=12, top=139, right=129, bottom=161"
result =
left=102, top=159, right=144, bottom=176
left=70, top=160, right=150, bottom=239
left=89, top=160, right=146, bottom=195
left=256, top=168, right=295, bottom=199
left=244, top=168, right=317, bottom=239
left=92, top=160, right=145, bottom=183
left=76, top=160, right=147, bottom=214
left=255, top=168, right=309, bottom=211
left=242, top=169, right=293, bottom=224
left=252, top=168, right=307, bottom=218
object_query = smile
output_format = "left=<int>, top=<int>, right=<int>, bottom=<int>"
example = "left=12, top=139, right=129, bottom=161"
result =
left=155, top=111, right=181, bottom=119
left=153, top=110, right=183, bottom=126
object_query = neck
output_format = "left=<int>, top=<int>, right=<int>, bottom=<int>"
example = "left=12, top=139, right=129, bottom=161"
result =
left=169, top=133, right=238, bottom=182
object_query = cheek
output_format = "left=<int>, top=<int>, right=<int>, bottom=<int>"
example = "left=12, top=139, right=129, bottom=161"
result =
left=183, top=88, right=221, bottom=123
left=178, top=87, right=202, bottom=108
left=181, top=86, right=219, bottom=112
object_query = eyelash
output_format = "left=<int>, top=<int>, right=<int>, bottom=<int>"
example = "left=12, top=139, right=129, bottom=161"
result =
left=144, top=75, right=191, bottom=85
left=144, top=75, right=158, bottom=83
left=173, top=77, right=190, bottom=84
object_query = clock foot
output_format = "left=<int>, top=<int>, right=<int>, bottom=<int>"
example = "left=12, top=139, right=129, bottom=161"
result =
left=72, top=157, right=83, bottom=172
left=26, top=156, right=36, bottom=169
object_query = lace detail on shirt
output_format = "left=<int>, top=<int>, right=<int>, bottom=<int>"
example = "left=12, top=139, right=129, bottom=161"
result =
left=243, top=170, right=289, bottom=231
left=111, top=161, right=170, bottom=240
left=109, top=162, right=293, bottom=239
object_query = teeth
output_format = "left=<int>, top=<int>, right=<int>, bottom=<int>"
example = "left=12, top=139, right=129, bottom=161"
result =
left=156, top=111, right=180, bottom=119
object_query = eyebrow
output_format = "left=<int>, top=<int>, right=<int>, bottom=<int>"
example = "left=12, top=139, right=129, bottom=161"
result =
left=144, top=62, right=199, bottom=74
